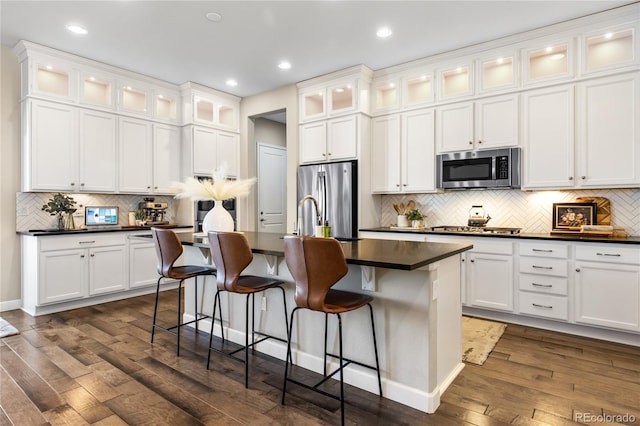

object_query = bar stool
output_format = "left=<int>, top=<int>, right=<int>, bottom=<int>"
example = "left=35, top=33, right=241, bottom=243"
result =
left=151, top=227, right=216, bottom=356
left=282, top=235, right=382, bottom=425
left=206, top=231, right=290, bottom=388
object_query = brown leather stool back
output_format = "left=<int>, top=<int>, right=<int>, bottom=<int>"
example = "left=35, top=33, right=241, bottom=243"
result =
left=283, top=235, right=348, bottom=312
left=152, top=227, right=184, bottom=278
left=208, top=231, right=253, bottom=292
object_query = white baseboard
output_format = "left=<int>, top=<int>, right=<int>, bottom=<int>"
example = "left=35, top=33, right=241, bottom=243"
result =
left=0, top=299, right=21, bottom=312
left=185, top=314, right=443, bottom=414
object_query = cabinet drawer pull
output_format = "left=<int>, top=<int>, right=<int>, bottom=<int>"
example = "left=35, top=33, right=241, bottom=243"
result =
left=532, top=283, right=553, bottom=288
left=78, top=240, right=96, bottom=244
left=532, top=248, right=553, bottom=253
left=596, top=252, right=621, bottom=257
left=532, top=265, right=553, bottom=270
left=532, top=303, right=553, bottom=309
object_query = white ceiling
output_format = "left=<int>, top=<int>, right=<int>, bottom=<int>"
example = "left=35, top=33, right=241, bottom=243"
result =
left=0, top=1, right=634, bottom=98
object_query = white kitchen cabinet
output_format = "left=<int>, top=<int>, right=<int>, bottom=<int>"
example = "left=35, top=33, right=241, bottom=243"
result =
left=575, top=73, right=640, bottom=188
left=24, top=99, right=78, bottom=192
left=522, top=85, right=575, bottom=189
left=573, top=243, right=638, bottom=332
left=523, top=38, right=574, bottom=86
left=79, top=109, right=117, bottom=192
left=26, top=56, right=78, bottom=102
left=118, top=116, right=153, bottom=193
left=80, top=71, right=115, bottom=110
left=436, top=94, right=518, bottom=153
left=580, top=23, right=638, bottom=76
left=300, top=115, right=357, bottom=163
left=38, top=248, right=87, bottom=304
left=371, top=108, right=436, bottom=193
left=476, top=48, right=519, bottom=95
left=185, top=125, right=238, bottom=178
left=437, top=61, right=473, bottom=101
left=518, top=242, right=570, bottom=320
left=118, top=81, right=152, bottom=117
left=153, top=124, right=181, bottom=194
left=403, top=72, right=435, bottom=108
left=154, top=89, right=180, bottom=123
left=129, top=238, right=160, bottom=289
left=524, top=74, right=639, bottom=190
left=372, top=78, right=401, bottom=112
left=468, top=252, right=514, bottom=312
left=88, top=245, right=128, bottom=295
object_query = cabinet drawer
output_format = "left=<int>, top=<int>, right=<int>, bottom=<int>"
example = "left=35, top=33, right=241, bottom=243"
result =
left=520, top=242, right=568, bottom=259
left=575, top=245, right=640, bottom=265
left=519, top=273, right=568, bottom=295
left=469, top=238, right=514, bottom=255
left=519, top=257, right=568, bottom=277
left=519, top=292, right=569, bottom=320
left=40, top=234, right=126, bottom=251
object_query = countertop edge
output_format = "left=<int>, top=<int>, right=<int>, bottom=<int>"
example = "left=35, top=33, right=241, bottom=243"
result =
left=18, top=225, right=193, bottom=236
left=360, top=228, right=640, bottom=245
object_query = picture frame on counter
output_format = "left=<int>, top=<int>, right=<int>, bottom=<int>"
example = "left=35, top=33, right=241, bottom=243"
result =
left=552, top=202, right=597, bottom=231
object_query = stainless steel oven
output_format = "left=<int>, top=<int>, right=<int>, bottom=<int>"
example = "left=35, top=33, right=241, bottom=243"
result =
left=436, top=147, right=520, bottom=189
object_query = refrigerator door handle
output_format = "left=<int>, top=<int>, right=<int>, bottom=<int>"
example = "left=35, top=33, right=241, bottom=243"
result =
left=319, top=171, right=327, bottom=224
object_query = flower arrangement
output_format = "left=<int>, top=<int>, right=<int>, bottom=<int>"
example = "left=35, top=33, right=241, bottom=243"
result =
left=405, top=208, right=424, bottom=221
left=42, top=193, right=77, bottom=217
left=42, top=193, right=77, bottom=230
left=172, top=166, right=256, bottom=202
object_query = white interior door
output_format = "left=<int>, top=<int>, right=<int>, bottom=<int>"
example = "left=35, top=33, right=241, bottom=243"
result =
left=257, top=143, right=287, bottom=233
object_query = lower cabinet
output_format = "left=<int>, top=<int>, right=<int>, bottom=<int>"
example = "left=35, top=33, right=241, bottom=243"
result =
left=467, top=250, right=514, bottom=312
left=574, top=243, right=640, bottom=332
left=129, top=238, right=160, bottom=288
left=22, top=231, right=165, bottom=315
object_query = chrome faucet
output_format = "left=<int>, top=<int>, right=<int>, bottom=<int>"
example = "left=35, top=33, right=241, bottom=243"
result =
left=297, top=195, right=321, bottom=236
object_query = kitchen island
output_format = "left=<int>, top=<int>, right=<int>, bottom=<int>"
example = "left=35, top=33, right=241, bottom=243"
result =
left=177, top=231, right=472, bottom=413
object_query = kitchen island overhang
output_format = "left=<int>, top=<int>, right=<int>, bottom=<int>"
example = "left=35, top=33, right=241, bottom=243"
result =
left=176, top=232, right=472, bottom=414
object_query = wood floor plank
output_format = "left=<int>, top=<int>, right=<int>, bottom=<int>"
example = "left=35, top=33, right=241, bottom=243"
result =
left=0, top=365, right=50, bottom=426
left=39, top=345, right=93, bottom=379
left=61, top=386, right=114, bottom=424
left=91, top=414, right=129, bottom=426
left=0, top=345, right=65, bottom=412
left=75, top=372, right=122, bottom=402
left=42, top=403, right=90, bottom=425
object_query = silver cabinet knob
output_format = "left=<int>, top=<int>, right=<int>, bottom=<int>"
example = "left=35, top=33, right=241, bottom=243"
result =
left=468, top=141, right=473, bottom=145
left=477, top=140, right=482, bottom=144
left=569, top=177, right=574, bottom=180
left=576, top=268, right=580, bottom=272
left=581, top=176, right=586, bottom=180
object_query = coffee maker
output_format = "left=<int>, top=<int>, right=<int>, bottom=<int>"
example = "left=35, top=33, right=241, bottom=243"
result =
left=138, top=198, right=168, bottom=225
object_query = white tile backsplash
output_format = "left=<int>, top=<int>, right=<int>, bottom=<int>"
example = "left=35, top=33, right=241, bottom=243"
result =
left=381, top=189, right=640, bottom=236
left=16, top=192, right=178, bottom=231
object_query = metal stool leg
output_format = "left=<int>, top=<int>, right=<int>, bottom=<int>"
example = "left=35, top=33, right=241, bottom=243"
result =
left=176, top=279, right=184, bottom=356
left=323, top=313, right=329, bottom=376
left=337, top=313, right=345, bottom=426
left=282, top=307, right=299, bottom=405
left=244, top=294, right=251, bottom=388
left=277, top=286, right=292, bottom=365
left=151, top=276, right=162, bottom=343
left=368, top=303, right=383, bottom=396
left=194, top=276, right=199, bottom=333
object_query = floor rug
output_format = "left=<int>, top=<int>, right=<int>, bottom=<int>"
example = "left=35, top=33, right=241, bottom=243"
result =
left=0, top=317, right=19, bottom=338
left=462, top=316, right=506, bottom=365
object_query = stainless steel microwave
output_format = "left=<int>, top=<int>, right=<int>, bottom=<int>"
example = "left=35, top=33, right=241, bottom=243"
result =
left=436, top=147, right=521, bottom=189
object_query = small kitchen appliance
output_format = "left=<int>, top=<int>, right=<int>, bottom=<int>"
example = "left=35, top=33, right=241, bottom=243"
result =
left=85, top=206, right=119, bottom=226
left=138, top=198, right=168, bottom=225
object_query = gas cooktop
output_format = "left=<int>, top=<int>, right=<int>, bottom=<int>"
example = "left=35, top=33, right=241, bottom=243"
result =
left=430, top=226, right=522, bottom=235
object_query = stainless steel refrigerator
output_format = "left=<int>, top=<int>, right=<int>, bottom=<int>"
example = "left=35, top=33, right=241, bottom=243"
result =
left=297, top=160, right=357, bottom=239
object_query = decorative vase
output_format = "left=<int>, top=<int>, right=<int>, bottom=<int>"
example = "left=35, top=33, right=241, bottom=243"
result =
left=65, top=212, right=76, bottom=230
left=397, top=215, right=409, bottom=227
left=412, top=219, right=423, bottom=229
left=57, top=215, right=64, bottom=230
left=202, top=200, right=235, bottom=234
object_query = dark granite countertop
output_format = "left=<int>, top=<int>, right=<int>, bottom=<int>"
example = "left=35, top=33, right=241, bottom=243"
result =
left=168, top=231, right=472, bottom=271
left=360, top=227, right=640, bottom=245
left=18, top=224, right=193, bottom=236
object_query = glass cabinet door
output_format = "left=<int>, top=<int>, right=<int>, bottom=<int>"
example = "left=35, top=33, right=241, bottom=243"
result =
left=301, top=91, right=326, bottom=120
left=583, top=27, right=635, bottom=74
left=194, top=96, right=215, bottom=123
left=373, top=79, right=400, bottom=111
left=34, top=62, right=75, bottom=99
left=329, top=83, right=354, bottom=113
left=81, top=74, right=114, bottom=108
left=155, top=93, right=178, bottom=121
left=524, top=41, right=572, bottom=84
left=404, top=74, right=434, bottom=106
left=479, top=55, right=516, bottom=92
left=120, top=84, right=150, bottom=114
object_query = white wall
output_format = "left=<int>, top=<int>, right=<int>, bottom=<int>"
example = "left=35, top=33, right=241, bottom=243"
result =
left=238, top=84, right=298, bottom=233
left=255, top=117, right=286, bottom=148
left=0, top=45, right=22, bottom=308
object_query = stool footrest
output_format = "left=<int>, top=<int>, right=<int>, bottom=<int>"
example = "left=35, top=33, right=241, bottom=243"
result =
left=153, top=312, right=211, bottom=336
left=326, top=352, right=380, bottom=372
left=284, top=377, right=342, bottom=402
left=209, top=331, right=285, bottom=361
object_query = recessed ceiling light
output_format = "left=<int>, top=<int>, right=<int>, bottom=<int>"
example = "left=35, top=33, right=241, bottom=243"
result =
left=278, top=61, right=291, bottom=70
left=226, top=79, right=238, bottom=87
left=376, top=27, right=392, bottom=38
left=66, top=25, right=88, bottom=35
left=205, top=12, right=222, bottom=22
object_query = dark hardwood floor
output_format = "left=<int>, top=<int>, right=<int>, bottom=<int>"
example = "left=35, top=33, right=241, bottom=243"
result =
left=1, top=289, right=639, bottom=425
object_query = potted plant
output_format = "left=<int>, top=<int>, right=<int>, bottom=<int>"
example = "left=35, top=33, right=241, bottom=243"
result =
left=405, top=208, right=425, bottom=228
left=134, top=209, right=146, bottom=226
left=42, top=193, right=77, bottom=230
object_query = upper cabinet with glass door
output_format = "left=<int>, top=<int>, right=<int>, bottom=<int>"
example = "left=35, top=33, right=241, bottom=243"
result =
left=523, top=38, right=574, bottom=86
left=154, top=88, right=180, bottom=124
left=181, top=83, right=240, bottom=132
left=80, top=70, right=115, bottom=110
left=16, top=50, right=79, bottom=103
left=403, top=72, right=434, bottom=108
left=476, top=48, right=519, bottom=95
left=118, top=81, right=152, bottom=117
left=580, top=22, right=638, bottom=76
left=437, top=60, right=474, bottom=101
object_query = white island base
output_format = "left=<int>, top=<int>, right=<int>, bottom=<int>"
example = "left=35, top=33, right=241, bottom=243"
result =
left=182, top=244, right=464, bottom=414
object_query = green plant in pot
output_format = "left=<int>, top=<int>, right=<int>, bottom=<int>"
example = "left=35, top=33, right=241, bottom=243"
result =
left=42, top=193, right=77, bottom=230
left=405, top=208, right=425, bottom=228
